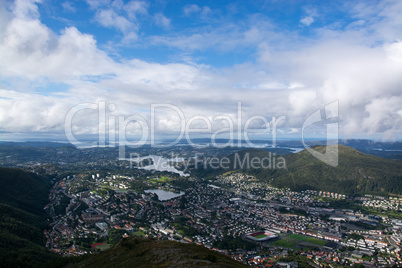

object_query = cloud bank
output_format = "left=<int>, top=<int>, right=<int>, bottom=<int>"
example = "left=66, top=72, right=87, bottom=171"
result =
left=0, top=0, right=401, bottom=142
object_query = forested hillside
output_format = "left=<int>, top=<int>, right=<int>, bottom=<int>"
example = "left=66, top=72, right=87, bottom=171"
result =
left=193, top=145, right=402, bottom=195
left=0, top=168, right=58, bottom=267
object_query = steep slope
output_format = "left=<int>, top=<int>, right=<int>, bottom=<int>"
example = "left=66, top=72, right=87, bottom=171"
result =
left=71, top=237, right=247, bottom=268
left=0, top=167, right=58, bottom=267
left=0, top=167, right=51, bottom=214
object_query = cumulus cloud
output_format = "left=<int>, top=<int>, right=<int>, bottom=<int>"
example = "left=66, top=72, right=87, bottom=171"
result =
left=13, top=0, right=41, bottom=19
left=86, top=0, right=148, bottom=43
left=153, top=13, right=170, bottom=29
left=0, top=0, right=401, bottom=142
left=61, top=1, right=75, bottom=13
left=125, top=0, right=148, bottom=18
left=264, top=38, right=402, bottom=140
left=95, top=9, right=133, bottom=33
left=300, top=16, right=314, bottom=26
left=150, top=17, right=278, bottom=52
left=182, top=4, right=212, bottom=18
left=0, top=16, right=116, bottom=80
left=86, top=0, right=110, bottom=10
left=182, top=4, right=201, bottom=16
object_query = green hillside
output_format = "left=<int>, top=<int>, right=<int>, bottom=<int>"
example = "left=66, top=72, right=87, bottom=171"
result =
left=270, top=145, right=402, bottom=194
left=0, top=167, right=51, bottom=214
left=194, top=145, right=402, bottom=195
left=69, top=237, right=247, bottom=268
left=0, top=167, right=59, bottom=267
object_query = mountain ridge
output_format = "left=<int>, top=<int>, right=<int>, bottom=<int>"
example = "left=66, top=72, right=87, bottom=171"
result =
left=195, top=145, right=402, bottom=195
left=69, top=236, right=247, bottom=268
left=275, top=145, right=402, bottom=194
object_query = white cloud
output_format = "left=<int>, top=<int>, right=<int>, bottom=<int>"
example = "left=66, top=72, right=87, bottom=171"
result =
left=0, top=15, right=116, bottom=80
left=125, top=0, right=148, bottom=18
left=86, top=0, right=111, bottom=9
left=0, top=0, right=402, bottom=141
left=62, top=1, right=75, bottom=13
left=289, top=90, right=317, bottom=115
left=0, top=89, right=72, bottom=132
left=87, top=0, right=148, bottom=43
left=153, top=13, right=170, bottom=29
left=300, top=16, right=314, bottom=26
left=288, top=128, right=300, bottom=134
left=362, top=96, right=402, bottom=137
left=264, top=38, right=402, bottom=139
left=150, top=18, right=279, bottom=52
left=95, top=9, right=134, bottom=33
left=183, top=4, right=201, bottom=16
left=13, top=0, right=42, bottom=19
left=182, top=4, right=211, bottom=18
left=200, top=6, right=212, bottom=18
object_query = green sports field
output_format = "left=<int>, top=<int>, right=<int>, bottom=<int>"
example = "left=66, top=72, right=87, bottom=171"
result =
left=271, top=234, right=327, bottom=249
left=253, top=234, right=268, bottom=239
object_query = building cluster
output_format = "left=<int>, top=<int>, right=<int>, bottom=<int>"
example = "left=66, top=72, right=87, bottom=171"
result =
left=216, top=174, right=336, bottom=208
left=362, top=196, right=402, bottom=211
left=43, top=172, right=402, bottom=267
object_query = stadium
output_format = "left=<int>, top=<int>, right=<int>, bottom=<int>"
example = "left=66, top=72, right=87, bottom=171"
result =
left=245, top=230, right=278, bottom=242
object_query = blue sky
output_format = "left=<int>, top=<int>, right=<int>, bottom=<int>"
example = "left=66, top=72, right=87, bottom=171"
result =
left=0, top=0, right=401, bottom=144
left=39, top=0, right=358, bottom=66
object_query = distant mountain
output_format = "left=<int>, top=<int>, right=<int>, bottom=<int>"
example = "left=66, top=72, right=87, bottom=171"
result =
left=269, top=145, right=402, bottom=195
left=195, top=145, right=402, bottom=195
left=339, top=139, right=402, bottom=159
left=0, top=167, right=58, bottom=267
left=0, top=141, right=73, bottom=148
left=69, top=237, right=247, bottom=268
left=174, top=138, right=402, bottom=156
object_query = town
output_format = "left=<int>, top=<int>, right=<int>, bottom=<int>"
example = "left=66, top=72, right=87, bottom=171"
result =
left=45, top=170, right=402, bottom=267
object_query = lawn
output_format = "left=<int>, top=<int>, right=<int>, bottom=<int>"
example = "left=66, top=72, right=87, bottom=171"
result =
left=271, top=239, right=296, bottom=249
left=158, top=176, right=172, bottom=182
left=288, top=234, right=327, bottom=245
left=131, top=231, right=145, bottom=237
left=147, top=179, right=158, bottom=184
left=306, top=237, right=328, bottom=246
left=270, top=234, right=327, bottom=249
left=288, top=234, right=309, bottom=241
left=146, top=176, right=172, bottom=184
left=253, top=234, right=268, bottom=239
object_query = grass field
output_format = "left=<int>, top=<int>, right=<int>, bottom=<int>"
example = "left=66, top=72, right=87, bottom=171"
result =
left=147, top=178, right=158, bottom=184
left=306, top=237, right=327, bottom=246
left=253, top=234, right=268, bottom=239
left=271, top=239, right=296, bottom=249
left=158, top=176, right=172, bottom=182
left=97, top=244, right=111, bottom=251
left=271, top=234, right=327, bottom=249
left=92, top=243, right=111, bottom=251
left=132, top=231, right=145, bottom=237
left=288, top=234, right=308, bottom=241
left=146, top=176, right=172, bottom=184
